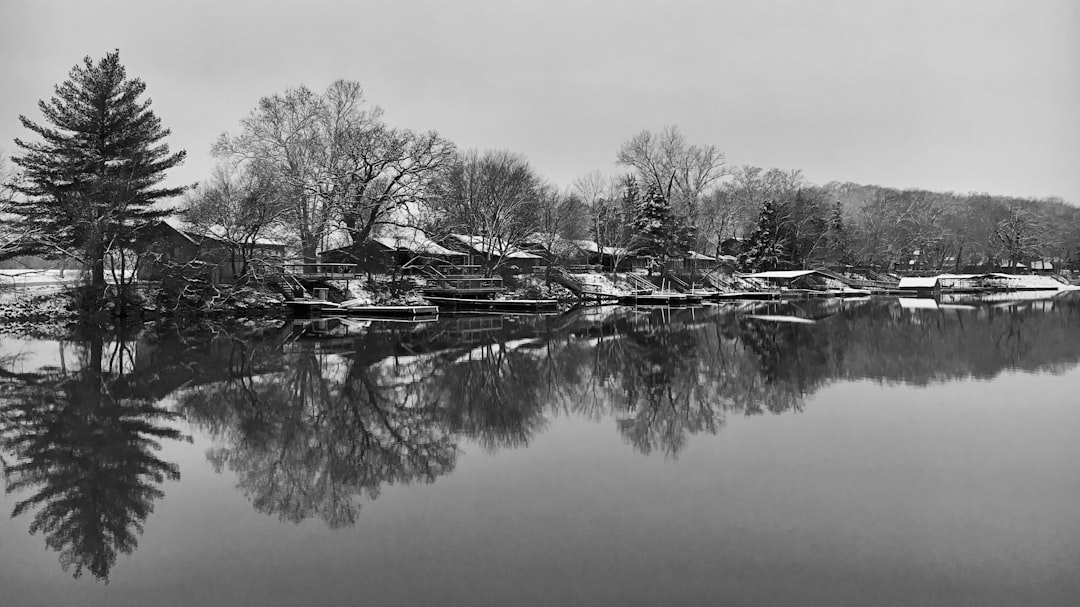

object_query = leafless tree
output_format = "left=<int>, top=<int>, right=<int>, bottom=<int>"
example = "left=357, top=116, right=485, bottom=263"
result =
left=182, top=164, right=292, bottom=279
left=616, top=125, right=728, bottom=224
left=333, top=127, right=455, bottom=245
left=427, top=149, right=543, bottom=272
left=213, top=80, right=382, bottom=264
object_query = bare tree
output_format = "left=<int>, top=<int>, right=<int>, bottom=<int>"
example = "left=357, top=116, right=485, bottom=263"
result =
left=182, top=164, right=292, bottom=279
left=333, top=127, right=455, bottom=245
left=992, top=202, right=1048, bottom=268
left=531, top=185, right=587, bottom=276
left=213, top=80, right=382, bottom=264
left=427, top=149, right=543, bottom=272
left=616, top=125, right=728, bottom=224
left=0, top=152, right=27, bottom=260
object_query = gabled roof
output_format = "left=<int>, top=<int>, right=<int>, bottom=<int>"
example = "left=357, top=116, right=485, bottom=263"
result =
left=202, top=225, right=287, bottom=247
left=372, top=226, right=464, bottom=257
left=572, top=239, right=630, bottom=257
left=448, top=234, right=542, bottom=259
left=153, top=219, right=286, bottom=248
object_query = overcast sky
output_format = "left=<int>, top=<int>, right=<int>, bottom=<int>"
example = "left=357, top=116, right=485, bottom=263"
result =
left=2, top=0, right=1078, bottom=203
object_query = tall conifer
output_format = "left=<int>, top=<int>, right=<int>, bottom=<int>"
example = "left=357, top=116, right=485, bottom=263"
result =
left=11, top=51, right=186, bottom=300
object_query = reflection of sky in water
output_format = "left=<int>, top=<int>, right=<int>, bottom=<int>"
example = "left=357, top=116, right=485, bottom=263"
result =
left=2, top=295, right=1079, bottom=606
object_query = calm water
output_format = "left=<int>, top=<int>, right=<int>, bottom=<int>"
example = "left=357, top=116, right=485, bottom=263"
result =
left=1, top=295, right=1079, bottom=606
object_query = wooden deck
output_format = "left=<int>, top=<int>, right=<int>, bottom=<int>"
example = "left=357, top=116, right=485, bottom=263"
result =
left=338, top=304, right=438, bottom=319
left=423, top=296, right=560, bottom=313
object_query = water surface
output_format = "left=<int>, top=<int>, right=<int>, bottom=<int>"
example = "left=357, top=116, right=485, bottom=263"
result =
left=2, top=295, right=1078, bottom=606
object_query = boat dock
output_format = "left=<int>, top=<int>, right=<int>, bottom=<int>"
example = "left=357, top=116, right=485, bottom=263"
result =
left=422, top=296, right=560, bottom=313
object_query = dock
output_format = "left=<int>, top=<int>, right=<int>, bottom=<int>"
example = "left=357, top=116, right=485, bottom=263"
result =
left=338, top=303, right=439, bottom=319
left=618, top=292, right=694, bottom=306
left=287, top=300, right=439, bottom=319
left=423, top=296, right=560, bottom=313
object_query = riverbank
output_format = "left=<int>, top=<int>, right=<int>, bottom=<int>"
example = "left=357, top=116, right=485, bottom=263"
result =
left=0, top=282, right=286, bottom=338
left=0, top=276, right=579, bottom=338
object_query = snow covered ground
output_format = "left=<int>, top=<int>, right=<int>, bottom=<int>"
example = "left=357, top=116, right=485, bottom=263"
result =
left=0, top=269, right=136, bottom=287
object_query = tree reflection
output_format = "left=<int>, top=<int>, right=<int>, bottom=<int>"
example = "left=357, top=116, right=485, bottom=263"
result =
left=177, top=332, right=457, bottom=528
left=0, top=336, right=186, bottom=581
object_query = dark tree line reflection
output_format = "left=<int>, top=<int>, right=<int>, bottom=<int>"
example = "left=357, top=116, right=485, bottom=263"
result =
left=3, top=292, right=1080, bottom=580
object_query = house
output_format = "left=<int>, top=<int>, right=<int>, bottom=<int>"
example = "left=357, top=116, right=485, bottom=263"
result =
left=1029, top=260, right=1055, bottom=274
left=571, top=239, right=638, bottom=271
left=135, top=220, right=287, bottom=283
left=440, top=234, right=543, bottom=271
left=319, top=227, right=466, bottom=274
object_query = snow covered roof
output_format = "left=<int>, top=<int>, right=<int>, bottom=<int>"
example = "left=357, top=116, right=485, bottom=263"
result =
left=572, top=239, right=630, bottom=257
left=685, top=250, right=716, bottom=261
left=898, top=276, right=939, bottom=288
left=449, top=234, right=542, bottom=259
left=202, top=225, right=287, bottom=247
left=158, top=218, right=287, bottom=247
left=373, top=227, right=464, bottom=257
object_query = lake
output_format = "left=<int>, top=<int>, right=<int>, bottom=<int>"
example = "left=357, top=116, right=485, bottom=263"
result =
left=2, top=294, right=1078, bottom=606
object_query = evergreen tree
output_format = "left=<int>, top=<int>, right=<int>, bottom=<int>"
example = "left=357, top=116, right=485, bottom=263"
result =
left=631, top=186, right=694, bottom=264
left=827, top=199, right=855, bottom=267
left=738, top=199, right=786, bottom=271
left=10, top=51, right=186, bottom=303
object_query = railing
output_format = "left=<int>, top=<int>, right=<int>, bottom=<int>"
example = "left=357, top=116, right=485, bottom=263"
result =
left=660, top=269, right=692, bottom=292
left=282, top=263, right=358, bottom=278
left=622, top=272, right=657, bottom=292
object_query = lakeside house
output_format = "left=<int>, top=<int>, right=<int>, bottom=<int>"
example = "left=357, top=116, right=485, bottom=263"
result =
left=135, top=220, right=287, bottom=283
left=440, top=234, right=543, bottom=272
left=571, top=239, right=638, bottom=271
left=319, top=227, right=466, bottom=274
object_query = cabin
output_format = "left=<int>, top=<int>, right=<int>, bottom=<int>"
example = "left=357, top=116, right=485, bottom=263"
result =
left=319, top=227, right=466, bottom=274
left=520, top=235, right=592, bottom=268
left=441, top=234, right=543, bottom=272
left=571, top=239, right=638, bottom=271
left=1029, top=260, right=1055, bottom=275
left=135, top=221, right=287, bottom=283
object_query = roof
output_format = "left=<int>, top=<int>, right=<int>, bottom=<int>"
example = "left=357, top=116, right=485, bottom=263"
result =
left=685, top=250, right=716, bottom=261
left=449, top=234, right=542, bottom=259
left=741, top=270, right=819, bottom=279
left=157, top=219, right=199, bottom=245
left=372, top=227, right=464, bottom=257
left=572, top=239, right=630, bottom=257
left=203, top=225, right=287, bottom=247
left=898, top=276, right=939, bottom=288
left=154, top=219, right=286, bottom=248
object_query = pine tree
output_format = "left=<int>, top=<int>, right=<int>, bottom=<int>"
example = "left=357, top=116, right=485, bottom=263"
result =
left=11, top=51, right=186, bottom=302
left=827, top=199, right=855, bottom=267
left=631, top=186, right=694, bottom=264
left=738, top=199, right=785, bottom=271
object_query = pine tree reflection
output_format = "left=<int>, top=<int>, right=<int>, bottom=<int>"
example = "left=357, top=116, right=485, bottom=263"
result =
left=0, top=336, right=186, bottom=581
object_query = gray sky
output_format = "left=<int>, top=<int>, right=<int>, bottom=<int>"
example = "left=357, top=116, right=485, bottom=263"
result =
left=2, top=0, right=1078, bottom=203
